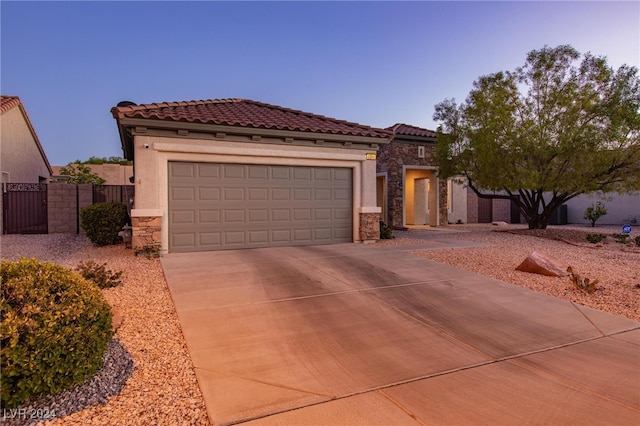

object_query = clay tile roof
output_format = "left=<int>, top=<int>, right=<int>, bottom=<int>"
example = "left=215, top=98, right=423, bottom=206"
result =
left=111, top=98, right=392, bottom=139
left=0, top=95, right=22, bottom=113
left=387, top=123, right=437, bottom=139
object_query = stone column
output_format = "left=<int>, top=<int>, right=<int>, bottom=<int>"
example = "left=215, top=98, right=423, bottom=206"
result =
left=130, top=209, right=162, bottom=253
left=359, top=207, right=381, bottom=242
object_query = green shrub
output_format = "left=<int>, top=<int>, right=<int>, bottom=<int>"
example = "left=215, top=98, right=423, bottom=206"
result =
left=611, top=233, right=630, bottom=244
left=583, top=202, right=607, bottom=227
left=134, top=245, right=161, bottom=259
left=1, top=259, right=113, bottom=408
left=80, top=202, right=128, bottom=246
left=586, top=233, right=606, bottom=244
left=76, top=260, right=123, bottom=289
left=379, top=221, right=394, bottom=240
left=635, top=235, right=640, bottom=247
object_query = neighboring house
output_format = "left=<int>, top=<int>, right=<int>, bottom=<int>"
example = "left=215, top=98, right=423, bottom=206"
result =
left=376, top=123, right=466, bottom=228
left=51, top=164, right=134, bottom=185
left=111, top=98, right=391, bottom=253
left=1, top=96, right=53, bottom=234
left=0, top=96, right=52, bottom=184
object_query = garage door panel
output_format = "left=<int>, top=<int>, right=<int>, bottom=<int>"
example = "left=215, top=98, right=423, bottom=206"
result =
left=293, top=229, right=312, bottom=242
left=169, top=162, right=352, bottom=252
left=171, top=163, right=196, bottom=178
left=271, top=188, right=291, bottom=200
left=248, top=165, right=268, bottom=180
left=224, top=210, right=245, bottom=223
left=271, top=167, right=290, bottom=180
left=248, top=209, right=268, bottom=222
left=172, top=187, right=195, bottom=201
left=248, top=188, right=268, bottom=200
left=224, top=164, right=245, bottom=179
left=199, top=232, right=221, bottom=246
left=224, top=188, right=245, bottom=201
left=293, top=167, right=312, bottom=180
left=199, top=210, right=221, bottom=224
left=272, top=209, right=291, bottom=221
left=197, top=163, right=220, bottom=178
left=172, top=210, right=195, bottom=224
left=198, top=187, right=220, bottom=201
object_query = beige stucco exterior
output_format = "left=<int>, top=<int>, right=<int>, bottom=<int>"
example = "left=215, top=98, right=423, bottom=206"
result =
left=0, top=103, right=52, bottom=183
left=51, top=164, right=133, bottom=185
left=130, top=134, right=381, bottom=253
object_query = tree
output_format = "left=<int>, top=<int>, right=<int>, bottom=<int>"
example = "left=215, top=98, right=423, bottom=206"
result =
left=433, top=45, right=640, bottom=229
left=583, top=202, right=607, bottom=227
left=58, top=163, right=106, bottom=185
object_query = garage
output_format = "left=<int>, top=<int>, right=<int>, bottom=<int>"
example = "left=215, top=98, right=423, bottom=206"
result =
left=168, top=162, right=352, bottom=252
left=112, top=98, right=389, bottom=254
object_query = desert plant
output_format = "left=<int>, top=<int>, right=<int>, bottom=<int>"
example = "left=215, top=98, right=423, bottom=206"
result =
left=566, top=266, right=599, bottom=294
left=635, top=235, right=640, bottom=247
left=611, top=233, right=630, bottom=244
left=76, top=260, right=123, bottom=289
left=80, top=202, right=128, bottom=246
left=1, top=258, right=113, bottom=408
left=134, top=245, right=161, bottom=259
left=586, top=233, right=606, bottom=244
left=583, top=202, right=607, bottom=227
left=379, top=221, right=394, bottom=240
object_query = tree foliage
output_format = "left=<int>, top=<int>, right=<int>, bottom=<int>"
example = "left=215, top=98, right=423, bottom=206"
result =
left=58, top=163, right=106, bottom=185
left=434, top=45, right=640, bottom=229
left=71, top=156, right=131, bottom=165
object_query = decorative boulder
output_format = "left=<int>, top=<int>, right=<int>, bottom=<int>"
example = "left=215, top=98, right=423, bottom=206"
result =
left=516, top=251, right=569, bottom=277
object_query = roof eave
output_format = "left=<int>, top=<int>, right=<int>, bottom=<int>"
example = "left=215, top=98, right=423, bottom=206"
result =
left=115, top=117, right=392, bottom=147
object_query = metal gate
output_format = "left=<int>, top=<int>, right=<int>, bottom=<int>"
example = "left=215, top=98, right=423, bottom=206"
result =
left=2, top=183, right=48, bottom=234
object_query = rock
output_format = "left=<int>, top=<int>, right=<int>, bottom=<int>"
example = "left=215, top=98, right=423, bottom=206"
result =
left=492, top=221, right=509, bottom=226
left=516, top=251, right=569, bottom=277
left=111, top=307, right=124, bottom=332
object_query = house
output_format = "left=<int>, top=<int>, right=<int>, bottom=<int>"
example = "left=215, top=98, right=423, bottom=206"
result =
left=376, top=123, right=466, bottom=229
left=1, top=96, right=53, bottom=234
left=0, top=96, right=52, bottom=184
left=111, top=98, right=391, bottom=253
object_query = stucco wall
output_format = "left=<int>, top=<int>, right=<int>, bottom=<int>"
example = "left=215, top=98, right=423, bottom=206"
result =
left=52, top=164, right=134, bottom=185
left=564, top=193, right=640, bottom=225
left=130, top=135, right=380, bottom=253
left=0, top=106, right=51, bottom=183
left=377, top=141, right=448, bottom=228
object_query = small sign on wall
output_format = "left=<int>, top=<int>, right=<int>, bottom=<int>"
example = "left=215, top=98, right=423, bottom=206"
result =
left=418, top=146, right=425, bottom=159
left=366, top=153, right=377, bottom=160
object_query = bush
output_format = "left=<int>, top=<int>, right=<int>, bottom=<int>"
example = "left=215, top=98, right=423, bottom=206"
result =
left=80, top=202, right=128, bottom=246
left=1, top=259, right=113, bottom=408
left=586, top=233, right=606, bottom=244
left=635, top=235, right=640, bottom=247
left=611, top=233, right=630, bottom=244
left=583, top=202, right=607, bottom=227
left=76, top=260, right=123, bottom=289
left=379, top=221, right=394, bottom=240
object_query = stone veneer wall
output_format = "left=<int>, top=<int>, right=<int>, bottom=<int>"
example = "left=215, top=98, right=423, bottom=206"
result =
left=48, top=183, right=93, bottom=233
left=131, top=216, right=162, bottom=250
left=377, top=141, right=448, bottom=228
left=359, top=212, right=380, bottom=241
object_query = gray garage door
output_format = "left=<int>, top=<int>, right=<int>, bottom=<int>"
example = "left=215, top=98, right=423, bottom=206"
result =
left=168, top=162, right=353, bottom=252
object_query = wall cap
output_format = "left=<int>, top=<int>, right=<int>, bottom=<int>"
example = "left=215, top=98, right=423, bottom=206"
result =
left=131, top=209, right=162, bottom=217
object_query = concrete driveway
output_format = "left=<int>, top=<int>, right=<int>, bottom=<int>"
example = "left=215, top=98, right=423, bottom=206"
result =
left=160, top=242, right=640, bottom=425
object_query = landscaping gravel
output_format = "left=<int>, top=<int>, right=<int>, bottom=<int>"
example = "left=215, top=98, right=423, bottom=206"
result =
left=1, top=224, right=637, bottom=424
left=394, top=224, right=640, bottom=322
left=0, top=234, right=210, bottom=426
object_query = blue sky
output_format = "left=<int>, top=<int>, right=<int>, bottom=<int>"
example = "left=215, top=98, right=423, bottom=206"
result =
left=2, top=1, right=639, bottom=166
